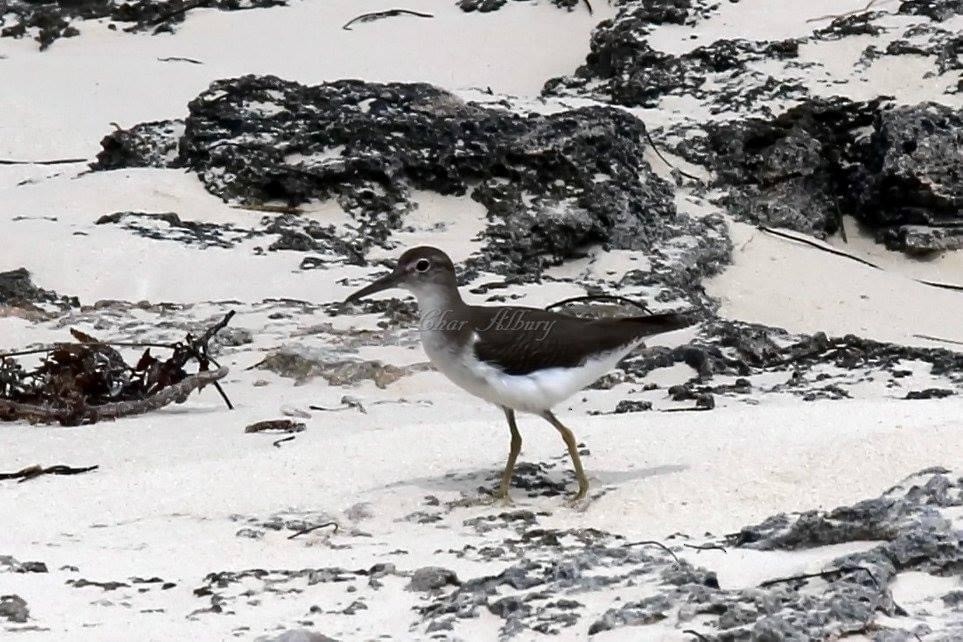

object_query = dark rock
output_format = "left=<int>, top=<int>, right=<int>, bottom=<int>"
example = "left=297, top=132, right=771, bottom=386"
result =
left=459, top=0, right=584, bottom=12
left=69, top=578, right=130, bottom=590
left=1, top=0, right=286, bottom=49
left=707, top=98, right=963, bottom=252
left=94, top=120, right=183, bottom=169
left=244, top=419, right=306, bottom=433
left=546, top=33, right=800, bottom=110
left=899, top=0, right=963, bottom=21
left=905, top=388, right=954, bottom=399
left=0, top=268, right=78, bottom=310
left=812, top=11, right=886, bottom=40
left=0, top=594, right=29, bottom=623
left=0, top=556, right=47, bottom=573
left=613, top=399, right=653, bottom=413
left=94, top=75, right=729, bottom=283
left=589, top=594, right=671, bottom=634
left=407, top=567, right=460, bottom=592
left=95, top=211, right=253, bottom=249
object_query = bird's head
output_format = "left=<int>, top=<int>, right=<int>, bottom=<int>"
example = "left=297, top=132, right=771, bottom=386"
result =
left=345, top=246, right=457, bottom=304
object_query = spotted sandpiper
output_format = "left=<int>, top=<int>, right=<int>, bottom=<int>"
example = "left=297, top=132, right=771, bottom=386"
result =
left=345, top=246, right=693, bottom=502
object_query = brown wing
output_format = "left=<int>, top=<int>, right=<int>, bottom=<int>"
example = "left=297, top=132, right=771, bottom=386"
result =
left=471, top=307, right=691, bottom=376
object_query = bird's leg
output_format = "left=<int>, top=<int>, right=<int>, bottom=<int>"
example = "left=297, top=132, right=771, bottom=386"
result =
left=542, top=411, right=589, bottom=502
left=495, top=407, right=522, bottom=504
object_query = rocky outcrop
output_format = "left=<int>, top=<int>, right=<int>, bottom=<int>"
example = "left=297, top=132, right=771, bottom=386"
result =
left=0, top=0, right=286, bottom=49
left=705, top=98, right=963, bottom=253
left=411, top=469, right=963, bottom=639
left=93, top=75, right=730, bottom=284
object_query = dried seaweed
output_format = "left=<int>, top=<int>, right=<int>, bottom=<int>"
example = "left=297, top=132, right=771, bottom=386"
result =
left=0, top=312, right=234, bottom=425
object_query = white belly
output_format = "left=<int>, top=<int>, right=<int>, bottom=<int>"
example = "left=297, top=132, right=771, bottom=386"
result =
left=421, top=329, right=638, bottom=414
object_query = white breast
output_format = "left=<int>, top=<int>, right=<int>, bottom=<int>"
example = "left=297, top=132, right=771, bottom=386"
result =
left=421, top=329, right=640, bottom=414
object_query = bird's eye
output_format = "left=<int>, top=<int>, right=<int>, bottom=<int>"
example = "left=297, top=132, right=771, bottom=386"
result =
left=415, top=259, right=431, bottom=273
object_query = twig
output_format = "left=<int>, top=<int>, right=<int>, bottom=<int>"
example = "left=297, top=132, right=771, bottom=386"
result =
left=0, top=464, right=98, bottom=482
left=273, top=435, right=296, bottom=448
left=806, top=0, right=879, bottom=23
left=913, top=333, right=963, bottom=346
left=642, top=127, right=703, bottom=182
left=582, top=0, right=593, bottom=14
left=0, top=158, right=87, bottom=166
left=759, top=225, right=882, bottom=269
left=683, top=543, right=727, bottom=554
left=545, top=294, right=651, bottom=313
left=623, top=540, right=679, bottom=563
left=661, top=406, right=713, bottom=413
left=759, top=565, right=878, bottom=588
left=287, top=521, right=339, bottom=540
left=157, top=56, right=203, bottom=65
left=0, top=341, right=177, bottom=360
left=342, top=9, right=434, bottom=31
left=683, top=630, right=710, bottom=642
left=759, top=226, right=963, bottom=292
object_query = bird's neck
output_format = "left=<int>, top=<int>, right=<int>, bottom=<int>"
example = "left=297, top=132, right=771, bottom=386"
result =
left=413, top=285, right=468, bottom=333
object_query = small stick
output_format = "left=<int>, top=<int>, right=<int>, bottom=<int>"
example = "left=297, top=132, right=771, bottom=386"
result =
left=272, top=435, right=296, bottom=448
left=622, top=540, right=679, bottom=563
left=642, top=127, right=703, bottom=182
left=157, top=56, right=203, bottom=64
left=759, top=565, right=878, bottom=588
left=683, top=630, right=709, bottom=642
left=342, top=9, right=434, bottom=31
left=287, top=521, right=339, bottom=540
left=758, top=225, right=883, bottom=270
left=545, top=294, right=651, bottom=313
left=0, top=158, right=87, bottom=166
left=759, top=226, right=963, bottom=292
left=684, top=543, right=727, bottom=554
left=913, top=333, right=963, bottom=346
left=582, top=0, right=593, bottom=14
left=0, top=464, right=98, bottom=482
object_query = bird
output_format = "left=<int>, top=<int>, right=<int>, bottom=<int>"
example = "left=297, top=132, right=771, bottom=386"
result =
left=345, top=246, right=694, bottom=503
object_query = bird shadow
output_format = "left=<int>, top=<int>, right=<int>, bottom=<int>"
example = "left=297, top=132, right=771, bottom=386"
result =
left=389, top=460, right=688, bottom=499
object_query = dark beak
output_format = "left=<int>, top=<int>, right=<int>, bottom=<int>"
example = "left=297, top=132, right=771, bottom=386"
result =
left=345, top=270, right=403, bottom=304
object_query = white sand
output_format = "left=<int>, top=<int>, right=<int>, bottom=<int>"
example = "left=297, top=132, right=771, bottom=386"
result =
left=2, top=0, right=963, bottom=639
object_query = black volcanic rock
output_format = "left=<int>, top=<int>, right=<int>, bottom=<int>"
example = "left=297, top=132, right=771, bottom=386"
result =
left=0, top=268, right=78, bottom=310
left=707, top=98, right=963, bottom=252
left=0, top=0, right=286, bottom=49
left=899, top=0, right=963, bottom=21
left=546, top=34, right=799, bottom=109
left=94, top=75, right=730, bottom=283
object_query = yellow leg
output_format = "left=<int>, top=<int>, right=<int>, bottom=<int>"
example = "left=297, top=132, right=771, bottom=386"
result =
left=542, top=411, right=589, bottom=501
left=496, top=407, right=522, bottom=503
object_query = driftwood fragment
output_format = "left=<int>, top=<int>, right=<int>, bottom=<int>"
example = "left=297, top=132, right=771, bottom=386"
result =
left=0, top=464, right=98, bottom=482
left=683, top=543, right=727, bottom=554
left=0, top=312, right=234, bottom=425
left=0, top=158, right=86, bottom=166
left=342, top=9, right=433, bottom=31
left=0, top=367, right=227, bottom=425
